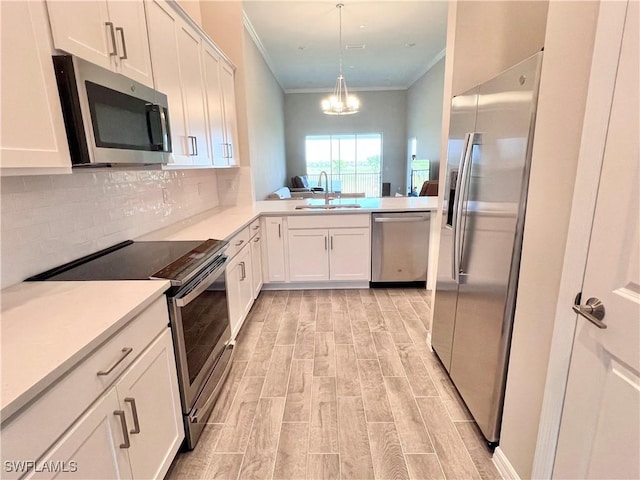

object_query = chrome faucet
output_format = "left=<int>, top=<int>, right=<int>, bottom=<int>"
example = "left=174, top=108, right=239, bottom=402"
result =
left=319, top=171, right=330, bottom=204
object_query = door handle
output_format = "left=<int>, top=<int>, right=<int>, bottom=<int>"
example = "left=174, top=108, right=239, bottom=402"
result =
left=124, top=398, right=141, bottom=434
left=113, top=410, right=130, bottom=448
left=115, top=27, right=128, bottom=60
left=105, top=22, right=117, bottom=57
left=572, top=294, right=607, bottom=329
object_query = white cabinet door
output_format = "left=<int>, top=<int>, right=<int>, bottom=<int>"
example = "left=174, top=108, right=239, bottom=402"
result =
left=329, top=228, right=371, bottom=281
left=1, top=1, right=71, bottom=174
left=27, top=388, right=132, bottom=480
left=288, top=229, right=330, bottom=282
left=176, top=22, right=210, bottom=166
left=227, top=246, right=254, bottom=337
left=114, top=329, right=183, bottom=480
left=145, top=0, right=190, bottom=164
left=46, top=0, right=112, bottom=71
left=202, top=45, right=228, bottom=167
left=106, top=1, right=153, bottom=87
left=219, top=60, right=239, bottom=166
left=250, top=234, right=264, bottom=299
left=264, top=217, right=287, bottom=282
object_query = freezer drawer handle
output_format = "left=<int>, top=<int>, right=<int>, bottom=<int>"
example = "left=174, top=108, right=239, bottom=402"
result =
left=572, top=294, right=607, bottom=329
left=374, top=216, right=428, bottom=223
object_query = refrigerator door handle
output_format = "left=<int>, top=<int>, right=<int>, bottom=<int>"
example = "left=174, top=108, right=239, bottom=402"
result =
left=452, top=133, right=472, bottom=282
left=453, top=132, right=481, bottom=283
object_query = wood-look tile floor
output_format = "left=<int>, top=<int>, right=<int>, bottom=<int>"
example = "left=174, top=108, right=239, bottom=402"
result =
left=167, top=289, right=502, bottom=480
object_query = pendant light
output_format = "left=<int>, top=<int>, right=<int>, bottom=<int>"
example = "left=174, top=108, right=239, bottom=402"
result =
left=321, top=3, right=360, bottom=115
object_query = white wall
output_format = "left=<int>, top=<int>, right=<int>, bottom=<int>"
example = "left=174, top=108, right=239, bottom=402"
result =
left=407, top=57, right=446, bottom=183
left=452, top=1, right=548, bottom=95
left=499, top=2, right=600, bottom=478
left=0, top=169, right=223, bottom=288
left=243, top=27, right=287, bottom=200
left=284, top=90, right=408, bottom=195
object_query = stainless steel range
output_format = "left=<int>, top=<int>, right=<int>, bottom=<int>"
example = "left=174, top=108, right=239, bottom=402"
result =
left=28, top=239, right=234, bottom=449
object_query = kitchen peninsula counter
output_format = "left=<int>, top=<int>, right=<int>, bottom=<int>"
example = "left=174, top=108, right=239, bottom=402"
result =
left=137, top=196, right=438, bottom=242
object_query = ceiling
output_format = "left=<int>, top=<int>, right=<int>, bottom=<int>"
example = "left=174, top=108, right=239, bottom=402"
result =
left=243, top=1, right=448, bottom=92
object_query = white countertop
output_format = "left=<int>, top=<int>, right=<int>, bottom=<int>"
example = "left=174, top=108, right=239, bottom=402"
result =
left=1, top=280, right=170, bottom=420
left=138, top=196, right=438, bottom=242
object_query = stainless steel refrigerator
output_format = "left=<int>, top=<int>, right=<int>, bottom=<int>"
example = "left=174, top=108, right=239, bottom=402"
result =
left=432, top=51, right=543, bottom=444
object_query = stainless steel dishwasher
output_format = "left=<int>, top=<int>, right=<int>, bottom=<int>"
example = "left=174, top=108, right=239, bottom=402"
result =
left=371, top=212, right=430, bottom=286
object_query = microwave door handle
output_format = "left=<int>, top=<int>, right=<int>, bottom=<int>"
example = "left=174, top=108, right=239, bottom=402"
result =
left=159, top=108, right=169, bottom=152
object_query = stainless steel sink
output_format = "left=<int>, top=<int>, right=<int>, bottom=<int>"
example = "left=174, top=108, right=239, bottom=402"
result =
left=295, top=204, right=362, bottom=210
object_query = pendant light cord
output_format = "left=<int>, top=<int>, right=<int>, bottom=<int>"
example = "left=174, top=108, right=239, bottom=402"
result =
left=338, top=3, right=344, bottom=75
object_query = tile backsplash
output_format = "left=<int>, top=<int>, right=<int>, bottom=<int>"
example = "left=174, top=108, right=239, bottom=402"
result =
left=0, top=168, right=226, bottom=288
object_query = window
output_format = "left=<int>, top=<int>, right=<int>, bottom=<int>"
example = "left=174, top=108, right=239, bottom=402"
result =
left=305, top=134, right=382, bottom=197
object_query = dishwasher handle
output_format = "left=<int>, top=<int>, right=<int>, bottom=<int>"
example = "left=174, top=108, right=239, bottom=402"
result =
left=373, top=216, right=429, bottom=223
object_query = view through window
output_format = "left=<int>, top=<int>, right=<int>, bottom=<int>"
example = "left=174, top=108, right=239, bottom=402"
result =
left=305, top=134, right=382, bottom=197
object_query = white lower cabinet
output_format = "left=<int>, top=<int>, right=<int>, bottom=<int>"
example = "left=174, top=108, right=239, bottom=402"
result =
left=227, top=244, right=254, bottom=338
left=250, top=234, right=264, bottom=299
left=26, top=329, right=182, bottom=480
left=28, top=388, right=131, bottom=480
left=328, top=228, right=371, bottom=281
left=288, top=229, right=330, bottom=282
left=263, top=217, right=286, bottom=282
left=284, top=214, right=371, bottom=283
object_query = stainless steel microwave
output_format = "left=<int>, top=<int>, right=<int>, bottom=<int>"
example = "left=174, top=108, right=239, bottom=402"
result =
left=53, top=55, right=171, bottom=166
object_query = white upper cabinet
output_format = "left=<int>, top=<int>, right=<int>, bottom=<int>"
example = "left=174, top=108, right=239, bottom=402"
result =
left=175, top=23, right=210, bottom=166
left=202, top=42, right=239, bottom=167
left=219, top=60, right=239, bottom=166
left=0, top=1, right=71, bottom=175
left=46, top=0, right=154, bottom=87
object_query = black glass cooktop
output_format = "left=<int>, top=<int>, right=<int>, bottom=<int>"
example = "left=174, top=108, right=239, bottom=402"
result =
left=28, top=239, right=227, bottom=285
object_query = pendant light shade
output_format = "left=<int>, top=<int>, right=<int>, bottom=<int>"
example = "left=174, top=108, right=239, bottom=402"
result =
left=322, top=4, right=359, bottom=115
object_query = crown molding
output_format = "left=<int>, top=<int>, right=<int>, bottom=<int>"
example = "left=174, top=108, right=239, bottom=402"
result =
left=405, top=48, right=447, bottom=88
left=242, top=10, right=285, bottom=90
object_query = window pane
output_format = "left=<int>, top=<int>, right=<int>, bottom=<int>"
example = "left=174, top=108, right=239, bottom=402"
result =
left=305, top=133, right=382, bottom=197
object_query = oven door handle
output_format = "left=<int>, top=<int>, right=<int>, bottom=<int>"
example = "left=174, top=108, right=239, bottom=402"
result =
left=174, top=259, right=227, bottom=308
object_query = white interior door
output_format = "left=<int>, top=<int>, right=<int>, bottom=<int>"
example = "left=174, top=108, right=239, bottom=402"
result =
left=553, top=2, right=639, bottom=478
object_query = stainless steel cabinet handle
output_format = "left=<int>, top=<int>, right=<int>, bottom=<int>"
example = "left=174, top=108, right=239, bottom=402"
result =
left=330, top=236, right=334, bottom=250
left=97, top=347, right=133, bottom=376
left=252, top=225, right=259, bottom=231
left=115, top=27, right=128, bottom=60
left=324, top=236, right=328, bottom=250
left=253, top=236, right=260, bottom=242
left=124, top=398, right=141, bottom=434
left=188, top=136, right=198, bottom=156
left=228, top=144, right=233, bottom=159
left=105, top=22, right=117, bottom=57
left=235, top=240, right=244, bottom=247
left=573, top=296, right=607, bottom=329
left=278, top=224, right=281, bottom=238
left=113, top=410, right=130, bottom=448
left=240, top=261, right=246, bottom=281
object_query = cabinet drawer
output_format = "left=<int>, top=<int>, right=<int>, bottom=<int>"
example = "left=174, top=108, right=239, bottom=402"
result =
left=226, top=226, right=250, bottom=259
left=0, top=297, right=168, bottom=475
left=288, top=214, right=370, bottom=229
left=249, top=219, right=261, bottom=238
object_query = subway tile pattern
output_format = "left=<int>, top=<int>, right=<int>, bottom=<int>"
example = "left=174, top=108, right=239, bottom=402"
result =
left=168, top=288, right=502, bottom=480
left=0, top=168, right=223, bottom=288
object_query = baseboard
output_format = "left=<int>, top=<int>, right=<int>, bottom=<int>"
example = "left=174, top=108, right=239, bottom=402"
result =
left=493, top=447, right=520, bottom=480
left=426, top=332, right=434, bottom=352
left=261, top=281, right=369, bottom=290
